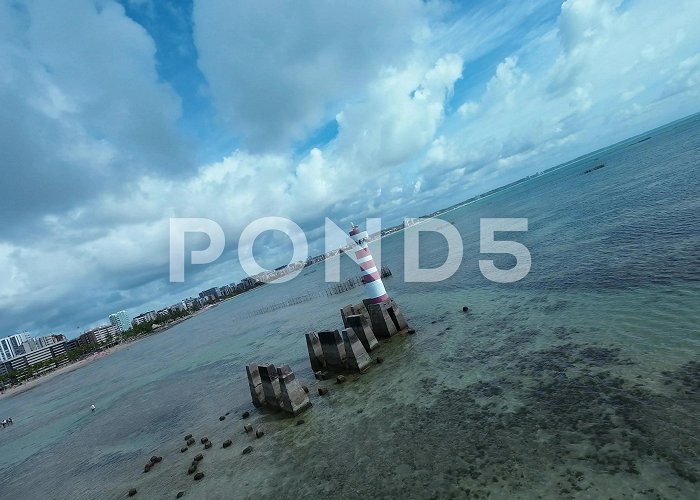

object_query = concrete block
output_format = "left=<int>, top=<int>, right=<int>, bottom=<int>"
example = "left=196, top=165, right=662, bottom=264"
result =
left=305, top=331, right=325, bottom=372
left=318, top=330, right=346, bottom=370
left=257, top=363, right=282, bottom=410
left=345, top=314, right=379, bottom=352
left=245, top=363, right=265, bottom=407
left=277, top=365, right=312, bottom=416
left=363, top=298, right=409, bottom=339
left=342, top=328, right=372, bottom=373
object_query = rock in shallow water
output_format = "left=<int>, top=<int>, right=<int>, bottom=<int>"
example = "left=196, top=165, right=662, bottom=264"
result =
left=193, top=453, right=203, bottom=462
left=176, top=492, right=184, bottom=498
left=255, top=429, right=265, bottom=438
left=222, top=439, right=232, bottom=448
left=242, top=446, right=253, bottom=455
left=244, top=424, right=253, bottom=433
left=128, top=488, right=137, bottom=496
left=180, top=446, right=188, bottom=453
left=204, top=442, right=212, bottom=449
left=241, top=411, right=250, bottom=419
left=318, top=387, right=329, bottom=396
left=193, top=472, right=204, bottom=481
left=219, top=415, right=226, bottom=421
left=184, top=434, right=192, bottom=441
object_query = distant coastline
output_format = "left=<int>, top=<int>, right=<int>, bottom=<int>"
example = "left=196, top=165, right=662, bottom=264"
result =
left=0, top=301, right=228, bottom=400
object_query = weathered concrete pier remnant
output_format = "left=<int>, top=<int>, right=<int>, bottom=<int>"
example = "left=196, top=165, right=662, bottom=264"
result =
left=258, top=363, right=283, bottom=410
left=305, top=331, right=325, bottom=372
left=246, top=363, right=265, bottom=407
left=277, top=365, right=313, bottom=416
left=363, top=297, right=409, bottom=339
left=308, top=329, right=371, bottom=374
left=342, top=328, right=372, bottom=372
left=341, top=305, right=379, bottom=352
left=319, top=330, right=347, bottom=368
left=245, top=363, right=311, bottom=416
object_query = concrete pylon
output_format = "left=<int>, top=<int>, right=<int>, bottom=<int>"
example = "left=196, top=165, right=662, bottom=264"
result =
left=318, top=330, right=346, bottom=370
left=277, top=365, right=312, bottom=416
left=246, top=363, right=265, bottom=407
left=258, top=363, right=282, bottom=410
left=305, top=331, right=325, bottom=371
left=342, top=328, right=372, bottom=373
left=345, top=313, right=379, bottom=352
left=363, top=297, right=409, bottom=339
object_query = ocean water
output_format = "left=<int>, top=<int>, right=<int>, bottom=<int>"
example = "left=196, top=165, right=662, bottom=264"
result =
left=1, top=115, right=699, bottom=499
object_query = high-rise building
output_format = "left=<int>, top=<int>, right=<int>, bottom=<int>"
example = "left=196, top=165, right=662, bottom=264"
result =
left=0, top=333, right=31, bottom=362
left=109, top=310, right=131, bottom=333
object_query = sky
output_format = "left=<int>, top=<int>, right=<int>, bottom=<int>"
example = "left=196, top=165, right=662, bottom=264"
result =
left=1, top=0, right=699, bottom=337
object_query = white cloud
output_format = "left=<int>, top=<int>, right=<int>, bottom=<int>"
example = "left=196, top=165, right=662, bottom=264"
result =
left=192, top=0, right=434, bottom=150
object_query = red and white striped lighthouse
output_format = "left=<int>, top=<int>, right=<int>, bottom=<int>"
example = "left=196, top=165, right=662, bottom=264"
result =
left=349, top=223, right=389, bottom=304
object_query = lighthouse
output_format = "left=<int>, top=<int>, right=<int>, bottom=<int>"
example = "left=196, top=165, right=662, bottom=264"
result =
left=349, top=223, right=389, bottom=303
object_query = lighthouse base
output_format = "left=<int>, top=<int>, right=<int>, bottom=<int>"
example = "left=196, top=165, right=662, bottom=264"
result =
left=362, top=297, right=409, bottom=339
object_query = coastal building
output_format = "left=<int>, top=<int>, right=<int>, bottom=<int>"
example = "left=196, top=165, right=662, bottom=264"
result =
left=0, top=333, right=31, bottom=362
left=2, top=340, right=68, bottom=374
left=132, top=310, right=157, bottom=326
left=109, top=310, right=131, bottom=333
left=17, top=334, right=66, bottom=354
left=169, top=302, right=187, bottom=314
left=80, top=324, right=119, bottom=345
left=199, top=287, right=222, bottom=301
left=240, top=277, right=257, bottom=288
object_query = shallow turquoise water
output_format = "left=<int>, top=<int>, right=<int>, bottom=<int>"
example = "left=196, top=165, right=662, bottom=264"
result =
left=0, top=116, right=698, bottom=499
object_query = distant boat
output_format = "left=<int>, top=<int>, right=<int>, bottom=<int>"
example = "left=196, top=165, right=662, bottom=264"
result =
left=584, top=164, right=605, bottom=174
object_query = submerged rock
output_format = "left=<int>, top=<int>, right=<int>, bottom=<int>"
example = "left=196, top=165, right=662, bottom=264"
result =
left=176, top=492, right=184, bottom=498
left=336, top=375, right=346, bottom=384
left=200, top=437, right=208, bottom=444
left=204, top=442, right=212, bottom=450
left=193, top=453, right=203, bottom=462
left=128, top=488, right=137, bottom=497
left=296, top=420, right=305, bottom=426
left=244, top=424, right=253, bottom=433
left=241, top=411, right=250, bottom=419
left=180, top=446, right=188, bottom=453
left=376, top=357, right=384, bottom=364
left=187, top=464, right=197, bottom=475
left=255, top=429, right=265, bottom=438
left=143, top=464, right=152, bottom=473
left=242, top=446, right=253, bottom=455
left=222, top=439, right=232, bottom=448
left=186, top=438, right=195, bottom=446
left=302, top=385, right=309, bottom=393
left=184, top=434, right=192, bottom=441
left=219, top=415, right=226, bottom=421
left=193, top=472, right=204, bottom=481
left=462, top=306, right=470, bottom=312
left=318, top=387, right=329, bottom=396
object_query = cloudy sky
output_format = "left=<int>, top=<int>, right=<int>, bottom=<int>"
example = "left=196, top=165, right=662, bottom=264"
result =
left=1, top=0, right=698, bottom=337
